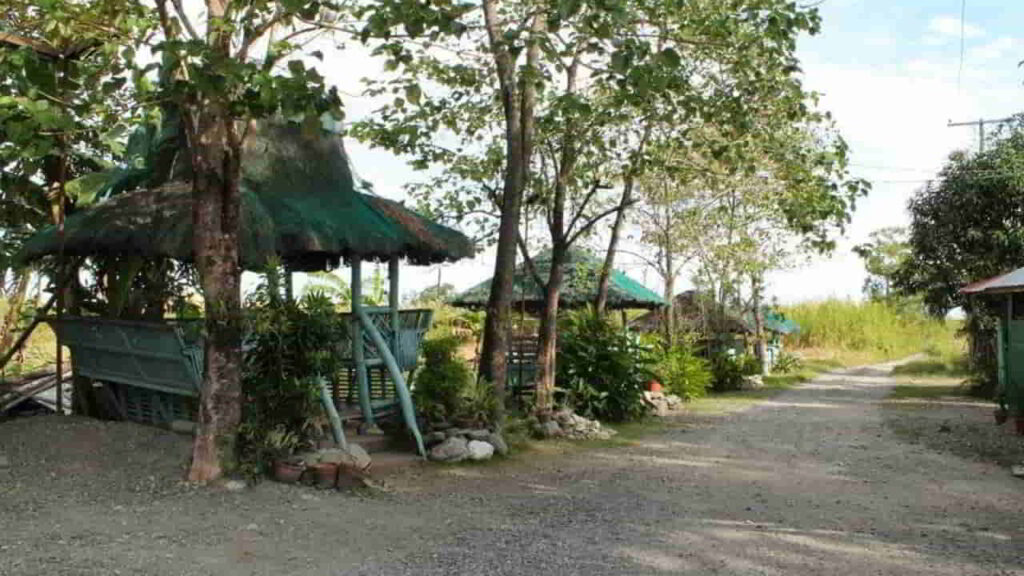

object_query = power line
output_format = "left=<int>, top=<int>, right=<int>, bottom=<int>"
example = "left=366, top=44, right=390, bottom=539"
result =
left=948, top=117, right=1015, bottom=152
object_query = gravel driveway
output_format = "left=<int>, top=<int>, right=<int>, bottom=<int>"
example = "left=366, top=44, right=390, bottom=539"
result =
left=1, top=360, right=1021, bottom=575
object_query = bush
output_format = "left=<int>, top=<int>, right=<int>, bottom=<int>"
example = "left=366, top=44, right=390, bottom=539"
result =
left=413, top=335, right=474, bottom=425
left=710, top=353, right=749, bottom=392
left=238, top=271, right=342, bottom=477
left=773, top=351, right=803, bottom=374
left=556, top=308, right=655, bottom=422
left=654, top=340, right=712, bottom=401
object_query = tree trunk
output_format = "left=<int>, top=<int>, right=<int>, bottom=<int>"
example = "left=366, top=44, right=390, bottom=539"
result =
left=663, top=250, right=675, bottom=345
left=534, top=246, right=566, bottom=413
left=187, top=107, right=244, bottom=484
left=0, top=270, right=31, bottom=355
left=477, top=6, right=542, bottom=398
left=751, top=273, right=766, bottom=372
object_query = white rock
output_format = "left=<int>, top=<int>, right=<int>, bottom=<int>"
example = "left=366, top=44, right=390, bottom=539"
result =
left=223, top=480, right=247, bottom=492
left=319, top=444, right=371, bottom=471
left=467, top=429, right=491, bottom=441
left=467, top=440, right=495, bottom=461
left=485, top=433, right=509, bottom=456
left=1012, top=465, right=1024, bottom=478
left=0, top=454, right=9, bottom=469
left=429, top=436, right=469, bottom=462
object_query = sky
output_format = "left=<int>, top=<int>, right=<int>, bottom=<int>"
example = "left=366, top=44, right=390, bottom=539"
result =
left=293, top=0, right=1024, bottom=304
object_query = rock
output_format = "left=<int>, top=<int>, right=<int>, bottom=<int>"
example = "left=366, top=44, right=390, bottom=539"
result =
left=0, top=454, right=9, bottom=469
left=169, top=420, right=196, bottom=435
left=445, top=427, right=472, bottom=439
left=554, top=409, right=574, bottom=425
left=318, top=444, right=371, bottom=472
left=244, top=523, right=259, bottom=531
left=535, top=420, right=562, bottom=438
left=1012, top=464, right=1024, bottom=478
left=425, top=431, right=447, bottom=446
left=467, top=440, right=495, bottom=461
left=429, top=436, right=469, bottom=462
left=223, top=480, right=247, bottom=492
left=466, top=429, right=491, bottom=441
left=741, top=375, right=764, bottom=390
left=485, top=432, right=509, bottom=456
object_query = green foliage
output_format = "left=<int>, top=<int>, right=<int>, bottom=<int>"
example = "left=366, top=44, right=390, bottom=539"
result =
left=455, top=377, right=499, bottom=429
left=772, top=351, right=803, bottom=374
left=653, top=340, right=712, bottom=401
left=710, top=353, right=758, bottom=392
left=895, top=117, right=1024, bottom=316
left=413, top=335, right=473, bottom=425
left=237, top=269, right=344, bottom=477
left=853, top=227, right=910, bottom=301
left=781, top=299, right=961, bottom=364
left=556, top=308, right=655, bottom=422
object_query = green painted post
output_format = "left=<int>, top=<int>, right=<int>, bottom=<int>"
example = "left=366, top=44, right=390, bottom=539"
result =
left=356, top=307, right=427, bottom=458
left=389, top=256, right=401, bottom=364
left=319, top=377, right=348, bottom=450
left=351, top=259, right=376, bottom=429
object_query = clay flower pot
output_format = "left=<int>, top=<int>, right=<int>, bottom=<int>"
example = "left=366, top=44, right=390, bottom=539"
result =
left=272, top=460, right=305, bottom=484
left=648, top=379, right=663, bottom=393
left=310, top=462, right=339, bottom=489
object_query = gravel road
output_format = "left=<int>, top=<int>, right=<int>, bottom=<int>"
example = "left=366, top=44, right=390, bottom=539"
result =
left=1, top=360, right=1021, bottom=575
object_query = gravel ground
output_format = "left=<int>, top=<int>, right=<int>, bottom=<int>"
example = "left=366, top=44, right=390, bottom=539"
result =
left=1, top=360, right=1021, bottom=576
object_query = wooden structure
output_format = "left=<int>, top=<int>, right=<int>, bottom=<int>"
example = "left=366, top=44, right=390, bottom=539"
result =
left=962, top=267, right=1024, bottom=431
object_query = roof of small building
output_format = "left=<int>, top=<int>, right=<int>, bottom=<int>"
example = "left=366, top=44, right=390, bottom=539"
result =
left=961, top=266, right=1024, bottom=295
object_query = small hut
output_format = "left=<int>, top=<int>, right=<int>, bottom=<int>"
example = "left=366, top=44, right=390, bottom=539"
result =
left=961, top=266, right=1024, bottom=433
left=631, top=291, right=750, bottom=353
left=451, top=247, right=665, bottom=393
left=19, top=120, right=475, bottom=456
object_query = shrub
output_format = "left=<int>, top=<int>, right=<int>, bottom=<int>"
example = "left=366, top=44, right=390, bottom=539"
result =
left=413, top=335, right=475, bottom=425
left=556, top=308, right=655, bottom=422
left=710, top=353, right=747, bottom=392
left=654, top=340, right=712, bottom=401
left=773, top=351, right=803, bottom=374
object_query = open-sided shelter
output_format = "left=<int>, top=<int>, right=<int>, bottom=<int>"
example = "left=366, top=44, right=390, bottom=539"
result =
left=19, top=120, right=474, bottom=456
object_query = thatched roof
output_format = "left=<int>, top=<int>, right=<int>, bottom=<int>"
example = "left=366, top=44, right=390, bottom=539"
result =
left=451, top=247, right=665, bottom=311
left=19, top=122, right=474, bottom=271
left=631, top=291, right=750, bottom=335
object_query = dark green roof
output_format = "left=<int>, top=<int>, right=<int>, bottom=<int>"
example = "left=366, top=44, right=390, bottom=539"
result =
left=19, top=122, right=474, bottom=270
left=451, top=247, right=665, bottom=311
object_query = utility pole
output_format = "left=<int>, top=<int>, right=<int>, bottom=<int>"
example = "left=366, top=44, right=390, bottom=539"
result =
left=948, top=117, right=1014, bottom=153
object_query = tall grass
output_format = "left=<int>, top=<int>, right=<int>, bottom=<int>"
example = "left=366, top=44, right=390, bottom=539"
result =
left=0, top=298, right=58, bottom=378
left=780, top=299, right=962, bottom=366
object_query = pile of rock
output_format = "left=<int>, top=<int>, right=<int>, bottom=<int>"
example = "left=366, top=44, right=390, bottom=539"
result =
left=740, top=374, right=764, bottom=390
left=643, top=390, right=684, bottom=417
left=531, top=409, right=617, bottom=440
left=426, top=427, right=508, bottom=463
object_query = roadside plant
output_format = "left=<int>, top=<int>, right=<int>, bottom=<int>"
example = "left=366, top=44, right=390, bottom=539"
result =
left=413, top=335, right=474, bottom=426
left=556, top=308, right=655, bottom=422
left=654, top=339, right=712, bottom=401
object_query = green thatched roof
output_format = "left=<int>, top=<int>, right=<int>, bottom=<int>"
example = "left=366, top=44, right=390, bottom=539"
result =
left=19, top=122, right=474, bottom=271
left=451, top=247, right=665, bottom=311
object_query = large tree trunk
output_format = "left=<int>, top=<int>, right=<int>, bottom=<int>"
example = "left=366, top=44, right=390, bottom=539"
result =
left=477, top=6, right=542, bottom=398
left=534, top=246, right=565, bottom=413
left=187, top=107, right=244, bottom=484
left=0, top=270, right=31, bottom=355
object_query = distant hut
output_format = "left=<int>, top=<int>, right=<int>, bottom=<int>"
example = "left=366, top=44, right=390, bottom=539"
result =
left=631, top=291, right=751, bottom=354
left=961, top=266, right=1024, bottom=434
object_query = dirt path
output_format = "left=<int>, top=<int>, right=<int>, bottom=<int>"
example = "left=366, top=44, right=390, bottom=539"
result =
left=1, top=361, right=1021, bottom=575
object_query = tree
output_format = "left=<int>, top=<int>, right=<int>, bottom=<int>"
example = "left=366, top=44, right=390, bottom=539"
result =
left=896, top=118, right=1024, bottom=316
left=853, top=227, right=909, bottom=301
left=357, top=0, right=842, bottom=410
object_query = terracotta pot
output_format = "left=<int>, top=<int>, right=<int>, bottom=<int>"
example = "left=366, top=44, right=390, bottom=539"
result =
left=648, top=379, right=662, bottom=393
left=311, top=462, right=339, bottom=489
left=272, top=460, right=305, bottom=484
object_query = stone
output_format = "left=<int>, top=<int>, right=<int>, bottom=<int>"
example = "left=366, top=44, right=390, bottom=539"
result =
left=1012, top=465, right=1024, bottom=478
left=169, top=420, right=196, bottom=435
left=466, top=429, right=491, bottom=441
left=485, top=432, right=509, bottom=456
left=425, top=431, right=447, bottom=446
left=357, top=422, right=385, bottom=436
left=318, top=444, right=371, bottom=472
left=553, top=409, right=574, bottom=425
left=467, top=440, right=495, bottom=461
left=0, top=454, right=9, bottom=469
left=536, top=420, right=562, bottom=438
left=445, top=427, right=472, bottom=439
left=223, top=480, right=247, bottom=492
left=741, top=375, right=764, bottom=390
left=429, top=436, right=469, bottom=462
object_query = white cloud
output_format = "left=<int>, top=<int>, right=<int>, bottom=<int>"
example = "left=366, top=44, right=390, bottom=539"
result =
left=970, top=37, right=1020, bottom=60
left=927, top=15, right=984, bottom=41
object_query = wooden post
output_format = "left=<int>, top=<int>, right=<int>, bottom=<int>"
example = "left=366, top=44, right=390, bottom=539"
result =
left=351, top=259, right=376, bottom=430
left=389, top=256, right=400, bottom=362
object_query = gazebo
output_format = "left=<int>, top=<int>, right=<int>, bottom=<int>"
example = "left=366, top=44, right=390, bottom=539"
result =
left=19, top=119, right=474, bottom=456
left=961, top=266, right=1024, bottom=433
left=451, top=247, right=664, bottom=393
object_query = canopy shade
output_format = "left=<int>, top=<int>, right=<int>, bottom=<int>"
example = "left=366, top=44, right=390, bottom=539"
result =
left=451, top=247, right=665, bottom=311
left=18, top=122, right=474, bottom=271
